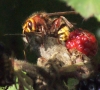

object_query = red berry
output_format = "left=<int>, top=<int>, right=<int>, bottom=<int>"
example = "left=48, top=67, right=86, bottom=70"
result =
left=65, top=28, right=98, bottom=56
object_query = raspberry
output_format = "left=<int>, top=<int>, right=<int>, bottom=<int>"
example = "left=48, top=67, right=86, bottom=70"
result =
left=66, top=28, right=98, bottom=56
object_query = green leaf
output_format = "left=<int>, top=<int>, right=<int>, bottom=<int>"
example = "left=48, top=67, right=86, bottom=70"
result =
left=67, top=78, right=79, bottom=90
left=61, top=0, right=100, bottom=21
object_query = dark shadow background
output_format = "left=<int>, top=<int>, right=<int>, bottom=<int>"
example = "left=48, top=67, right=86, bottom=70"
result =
left=0, top=0, right=100, bottom=62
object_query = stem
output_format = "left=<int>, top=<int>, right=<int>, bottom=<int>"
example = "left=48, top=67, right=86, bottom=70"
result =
left=47, top=11, right=78, bottom=17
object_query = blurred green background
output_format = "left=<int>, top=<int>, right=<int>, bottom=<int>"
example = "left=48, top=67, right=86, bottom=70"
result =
left=0, top=0, right=100, bottom=62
